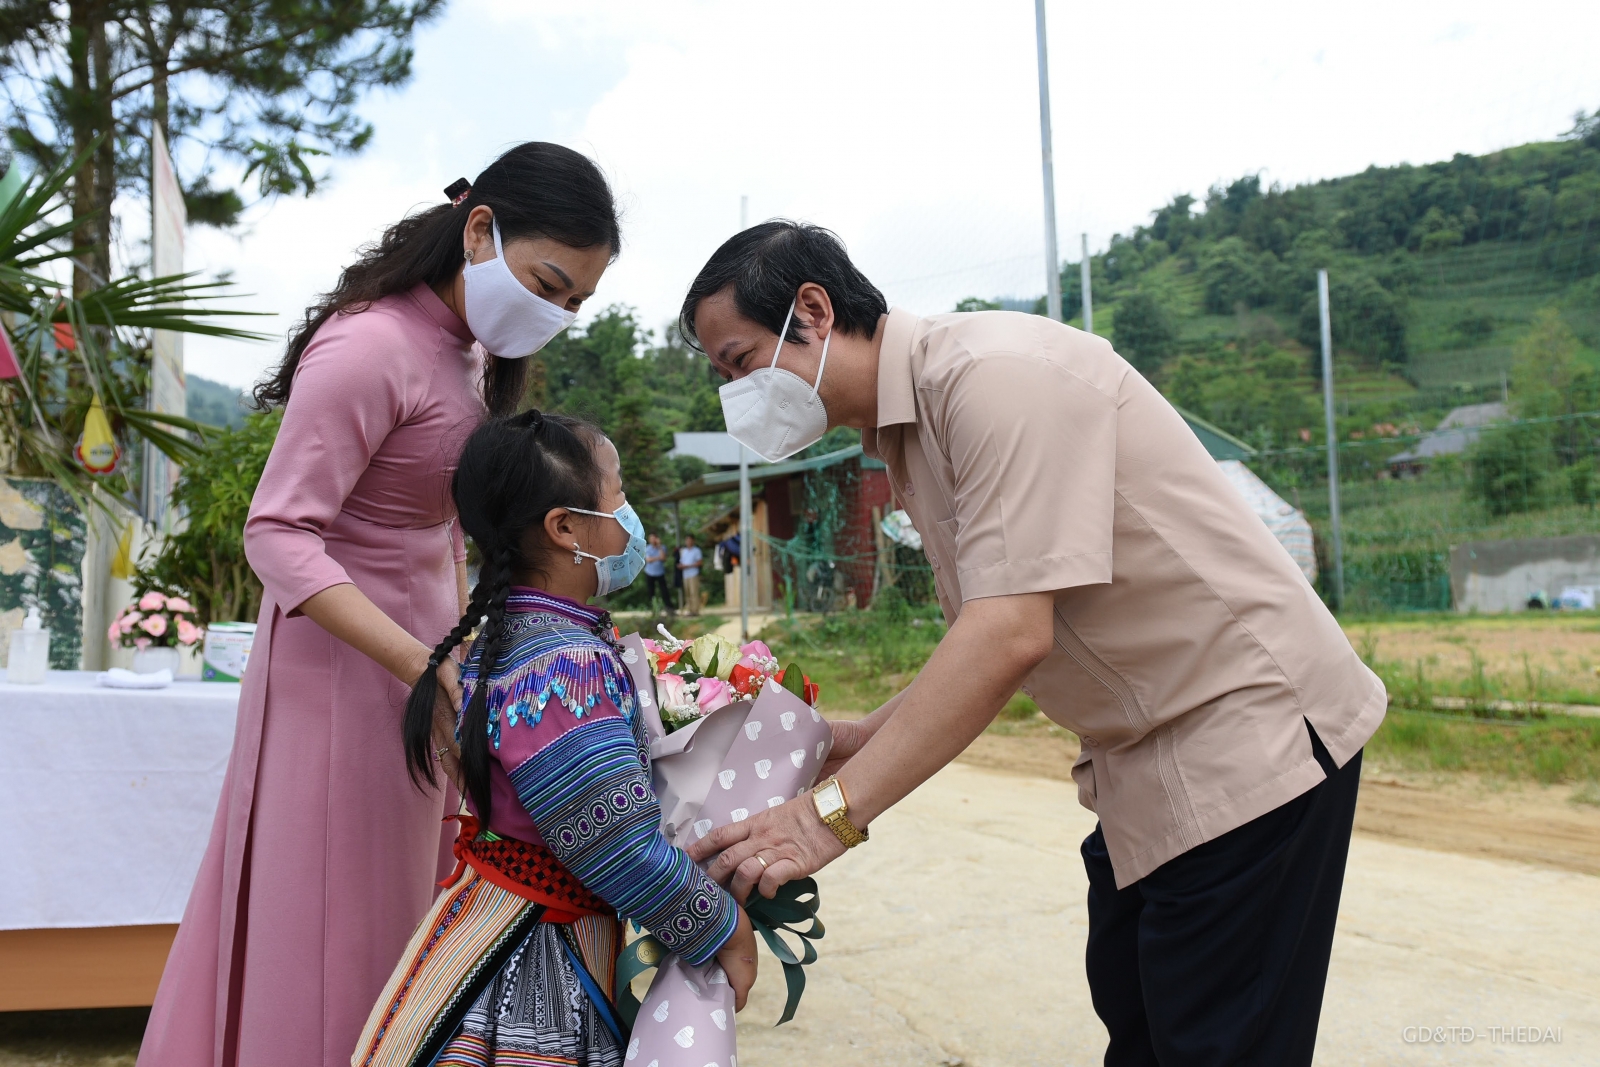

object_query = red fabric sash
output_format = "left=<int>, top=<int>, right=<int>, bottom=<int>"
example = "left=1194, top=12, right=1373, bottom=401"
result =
left=440, top=814, right=614, bottom=924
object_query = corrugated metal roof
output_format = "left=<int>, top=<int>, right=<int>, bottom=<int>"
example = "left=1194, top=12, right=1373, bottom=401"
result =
left=1176, top=407, right=1257, bottom=461
left=648, top=444, right=869, bottom=504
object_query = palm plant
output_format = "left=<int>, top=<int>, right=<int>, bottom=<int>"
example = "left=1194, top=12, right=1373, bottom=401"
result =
left=0, top=146, right=267, bottom=512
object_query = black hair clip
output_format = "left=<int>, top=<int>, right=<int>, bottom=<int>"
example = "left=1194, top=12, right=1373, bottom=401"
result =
left=445, top=178, right=472, bottom=206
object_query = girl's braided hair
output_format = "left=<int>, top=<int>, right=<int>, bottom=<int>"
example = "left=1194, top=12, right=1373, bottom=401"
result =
left=404, top=409, right=607, bottom=822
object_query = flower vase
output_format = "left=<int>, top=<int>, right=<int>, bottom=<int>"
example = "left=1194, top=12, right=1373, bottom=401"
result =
left=132, top=646, right=181, bottom=675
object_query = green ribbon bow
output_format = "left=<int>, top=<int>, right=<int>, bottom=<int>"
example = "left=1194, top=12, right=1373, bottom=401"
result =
left=614, top=877, right=825, bottom=1030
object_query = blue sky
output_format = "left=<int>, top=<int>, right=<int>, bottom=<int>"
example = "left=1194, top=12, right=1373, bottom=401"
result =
left=181, top=0, right=1600, bottom=389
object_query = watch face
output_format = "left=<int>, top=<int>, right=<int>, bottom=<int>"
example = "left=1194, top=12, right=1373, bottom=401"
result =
left=814, top=780, right=844, bottom=818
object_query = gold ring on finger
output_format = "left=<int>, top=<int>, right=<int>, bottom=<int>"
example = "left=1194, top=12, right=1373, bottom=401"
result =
left=756, top=853, right=769, bottom=869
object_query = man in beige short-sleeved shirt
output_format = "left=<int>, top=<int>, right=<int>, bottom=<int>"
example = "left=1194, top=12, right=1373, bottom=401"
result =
left=686, top=221, right=1385, bottom=1066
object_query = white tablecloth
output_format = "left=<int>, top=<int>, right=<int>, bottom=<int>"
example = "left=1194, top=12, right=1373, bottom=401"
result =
left=0, top=669, right=239, bottom=929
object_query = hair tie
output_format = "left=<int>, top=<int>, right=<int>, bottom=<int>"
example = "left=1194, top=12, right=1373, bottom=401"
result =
left=427, top=651, right=445, bottom=668
left=444, top=178, right=472, bottom=206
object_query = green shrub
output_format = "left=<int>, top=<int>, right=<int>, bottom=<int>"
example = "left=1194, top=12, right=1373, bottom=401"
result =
left=139, top=409, right=280, bottom=623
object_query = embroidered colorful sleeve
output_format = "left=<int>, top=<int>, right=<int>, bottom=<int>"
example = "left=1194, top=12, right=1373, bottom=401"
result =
left=476, top=639, right=738, bottom=966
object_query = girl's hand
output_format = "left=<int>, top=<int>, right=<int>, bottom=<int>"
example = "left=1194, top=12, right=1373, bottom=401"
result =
left=818, top=717, right=868, bottom=780
left=432, top=657, right=464, bottom=786
left=715, top=907, right=758, bottom=1012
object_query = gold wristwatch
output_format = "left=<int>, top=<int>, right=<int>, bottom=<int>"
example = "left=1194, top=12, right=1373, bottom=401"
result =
left=812, top=775, right=869, bottom=848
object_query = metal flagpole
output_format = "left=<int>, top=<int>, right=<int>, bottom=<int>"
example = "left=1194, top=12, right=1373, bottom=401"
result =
left=1034, top=0, right=1061, bottom=321
left=1080, top=233, right=1093, bottom=334
left=1318, top=269, right=1346, bottom=610
left=739, top=444, right=752, bottom=641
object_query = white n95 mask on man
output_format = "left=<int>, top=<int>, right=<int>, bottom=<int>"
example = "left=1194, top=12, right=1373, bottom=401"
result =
left=461, top=221, right=577, bottom=358
left=718, top=300, right=831, bottom=463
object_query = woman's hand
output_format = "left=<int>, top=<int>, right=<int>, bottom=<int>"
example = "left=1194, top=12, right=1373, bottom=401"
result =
left=715, top=907, right=758, bottom=1012
left=432, top=656, right=464, bottom=786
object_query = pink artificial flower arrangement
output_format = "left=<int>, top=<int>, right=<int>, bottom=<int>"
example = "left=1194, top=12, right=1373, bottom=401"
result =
left=645, top=626, right=818, bottom=732
left=109, top=590, right=203, bottom=652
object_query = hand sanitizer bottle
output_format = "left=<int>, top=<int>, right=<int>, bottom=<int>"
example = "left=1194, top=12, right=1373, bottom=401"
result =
left=7, top=606, right=51, bottom=684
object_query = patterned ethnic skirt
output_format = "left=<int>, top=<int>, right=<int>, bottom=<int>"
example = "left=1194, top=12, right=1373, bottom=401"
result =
left=353, top=821, right=625, bottom=1067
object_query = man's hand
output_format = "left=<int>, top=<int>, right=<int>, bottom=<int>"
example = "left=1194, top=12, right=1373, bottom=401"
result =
left=690, top=592, right=1054, bottom=900
left=715, top=907, right=759, bottom=1011
left=690, top=792, right=845, bottom=901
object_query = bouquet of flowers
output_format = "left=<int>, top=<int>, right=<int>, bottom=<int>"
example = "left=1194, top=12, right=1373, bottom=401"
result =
left=613, top=629, right=831, bottom=1067
left=644, top=627, right=818, bottom=734
left=108, top=590, right=202, bottom=650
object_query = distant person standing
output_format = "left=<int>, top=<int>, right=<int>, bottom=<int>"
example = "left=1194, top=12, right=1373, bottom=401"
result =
left=678, top=534, right=704, bottom=616
left=643, top=531, right=673, bottom=615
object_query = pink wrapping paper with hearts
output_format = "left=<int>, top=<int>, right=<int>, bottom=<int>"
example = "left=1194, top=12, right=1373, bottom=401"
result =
left=616, top=632, right=832, bottom=1067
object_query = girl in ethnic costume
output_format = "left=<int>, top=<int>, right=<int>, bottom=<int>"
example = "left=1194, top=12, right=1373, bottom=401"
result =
left=354, top=411, right=757, bottom=1067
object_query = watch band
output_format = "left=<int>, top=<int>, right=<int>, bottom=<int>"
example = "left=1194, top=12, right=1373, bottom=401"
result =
left=823, top=808, right=869, bottom=848
left=813, top=776, right=869, bottom=849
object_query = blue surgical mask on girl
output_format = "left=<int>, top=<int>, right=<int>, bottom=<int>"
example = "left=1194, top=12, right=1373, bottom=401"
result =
left=568, top=502, right=648, bottom=596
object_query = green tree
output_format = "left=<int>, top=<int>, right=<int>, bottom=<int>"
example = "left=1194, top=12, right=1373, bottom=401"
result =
left=0, top=0, right=445, bottom=292
left=1510, top=307, right=1600, bottom=467
left=1199, top=236, right=1271, bottom=314
left=140, top=407, right=279, bottom=621
left=0, top=152, right=265, bottom=509
left=1112, top=288, right=1178, bottom=374
left=1466, top=421, right=1552, bottom=516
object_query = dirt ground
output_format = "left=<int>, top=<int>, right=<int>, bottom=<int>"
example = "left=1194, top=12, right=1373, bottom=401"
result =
left=1348, top=613, right=1600, bottom=703
left=6, top=717, right=1598, bottom=1065
left=732, top=759, right=1599, bottom=1066
left=962, top=727, right=1600, bottom=876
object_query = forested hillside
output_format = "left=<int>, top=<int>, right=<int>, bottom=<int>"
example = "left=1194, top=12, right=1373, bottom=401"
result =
left=525, top=115, right=1600, bottom=611
left=1006, top=109, right=1600, bottom=451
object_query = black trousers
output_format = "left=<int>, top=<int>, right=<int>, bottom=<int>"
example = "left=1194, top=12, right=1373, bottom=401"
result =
left=1082, top=724, right=1361, bottom=1067
left=644, top=573, right=673, bottom=613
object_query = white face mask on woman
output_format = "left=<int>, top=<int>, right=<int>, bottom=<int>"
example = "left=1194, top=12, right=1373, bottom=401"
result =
left=462, top=221, right=577, bottom=358
left=718, top=300, right=831, bottom=463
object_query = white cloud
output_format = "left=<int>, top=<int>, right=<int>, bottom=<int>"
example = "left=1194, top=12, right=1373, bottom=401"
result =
left=183, top=0, right=1600, bottom=389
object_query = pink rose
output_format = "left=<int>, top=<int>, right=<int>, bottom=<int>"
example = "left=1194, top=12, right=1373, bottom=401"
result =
left=642, top=639, right=662, bottom=655
left=120, top=611, right=142, bottom=633
left=696, top=676, right=732, bottom=713
left=134, top=637, right=151, bottom=651
left=655, top=672, right=689, bottom=709
left=739, top=639, right=774, bottom=667
left=107, top=622, right=121, bottom=644
left=166, top=596, right=194, bottom=614
left=139, top=614, right=168, bottom=637
left=176, top=618, right=202, bottom=646
left=138, top=591, right=167, bottom=611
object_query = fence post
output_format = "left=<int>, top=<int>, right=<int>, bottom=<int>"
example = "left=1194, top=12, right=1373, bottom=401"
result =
left=1318, top=269, right=1346, bottom=611
left=1080, top=233, right=1093, bottom=334
left=1034, top=0, right=1061, bottom=321
left=739, top=445, right=752, bottom=641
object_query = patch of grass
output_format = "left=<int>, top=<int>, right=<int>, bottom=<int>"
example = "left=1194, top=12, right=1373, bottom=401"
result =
left=615, top=612, right=728, bottom=643
left=758, top=589, right=947, bottom=712
left=1366, top=708, right=1600, bottom=784
left=0, top=1007, right=146, bottom=1066
left=1349, top=611, right=1600, bottom=708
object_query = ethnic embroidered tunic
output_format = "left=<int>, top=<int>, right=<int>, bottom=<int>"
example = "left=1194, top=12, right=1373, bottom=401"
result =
left=460, top=588, right=738, bottom=967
